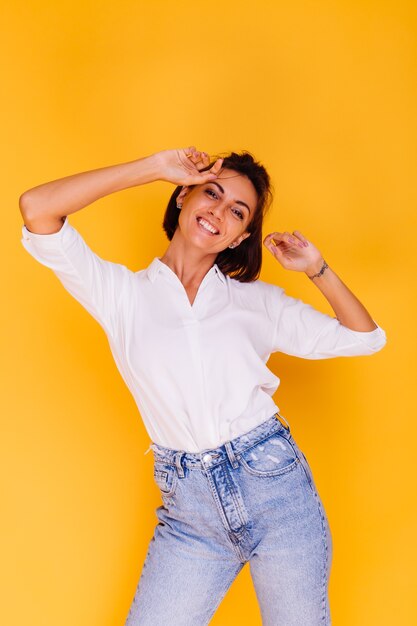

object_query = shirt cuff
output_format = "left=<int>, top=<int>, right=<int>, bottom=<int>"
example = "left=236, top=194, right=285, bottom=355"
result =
left=21, top=216, right=69, bottom=243
left=344, top=320, right=387, bottom=351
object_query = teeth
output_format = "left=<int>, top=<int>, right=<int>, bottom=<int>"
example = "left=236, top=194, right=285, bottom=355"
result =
left=197, top=217, right=218, bottom=234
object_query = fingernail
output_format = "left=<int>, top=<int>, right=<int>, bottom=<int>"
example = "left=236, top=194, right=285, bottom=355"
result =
left=303, top=241, right=309, bottom=247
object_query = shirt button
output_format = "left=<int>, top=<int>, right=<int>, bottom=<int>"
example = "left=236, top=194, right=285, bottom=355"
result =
left=203, top=453, right=212, bottom=463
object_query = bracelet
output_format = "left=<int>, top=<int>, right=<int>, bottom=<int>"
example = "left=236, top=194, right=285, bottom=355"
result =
left=307, top=259, right=328, bottom=280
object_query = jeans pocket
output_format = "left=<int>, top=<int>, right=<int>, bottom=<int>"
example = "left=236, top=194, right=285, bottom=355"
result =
left=237, top=430, right=300, bottom=477
left=153, top=461, right=178, bottom=497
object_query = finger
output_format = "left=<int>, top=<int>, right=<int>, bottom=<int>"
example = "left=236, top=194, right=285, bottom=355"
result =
left=207, top=158, right=224, bottom=177
left=195, top=151, right=211, bottom=171
left=191, top=158, right=223, bottom=183
left=188, top=150, right=202, bottom=164
left=272, top=244, right=285, bottom=259
left=201, top=152, right=210, bottom=167
left=293, top=230, right=309, bottom=247
left=264, top=239, right=285, bottom=262
left=183, top=147, right=196, bottom=159
left=178, top=149, right=197, bottom=169
left=186, top=158, right=222, bottom=184
left=197, top=169, right=223, bottom=183
left=286, top=231, right=306, bottom=248
left=282, top=231, right=299, bottom=245
left=276, top=231, right=305, bottom=248
left=264, top=232, right=285, bottom=246
left=263, top=233, right=281, bottom=251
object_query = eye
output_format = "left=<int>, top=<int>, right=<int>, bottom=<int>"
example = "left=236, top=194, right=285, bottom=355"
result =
left=205, top=188, right=244, bottom=220
left=232, top=208, right=244, bottom=220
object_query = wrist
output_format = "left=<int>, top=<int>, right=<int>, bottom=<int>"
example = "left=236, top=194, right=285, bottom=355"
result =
left=127, top=153, right=163, bottom=186
left=305, top=258, right=328, bottom=280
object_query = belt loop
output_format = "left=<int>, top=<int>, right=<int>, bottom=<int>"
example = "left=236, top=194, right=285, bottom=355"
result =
left=174, top=451, right=186, bottom=478
left=225, top=441, right=239, bottom=469
left=276, top=411, right=291, bottom=432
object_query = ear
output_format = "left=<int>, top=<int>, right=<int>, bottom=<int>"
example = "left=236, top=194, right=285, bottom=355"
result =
left=233, top=231, right=251, bottom=247
left=176, top=185, right=190, bottom=205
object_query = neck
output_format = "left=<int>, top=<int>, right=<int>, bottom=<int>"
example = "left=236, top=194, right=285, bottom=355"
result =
left=159, top=231, right=218, bottom=287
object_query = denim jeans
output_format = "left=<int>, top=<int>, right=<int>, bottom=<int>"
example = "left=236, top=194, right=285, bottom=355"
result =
left=124, top=412, right=333, bottom=625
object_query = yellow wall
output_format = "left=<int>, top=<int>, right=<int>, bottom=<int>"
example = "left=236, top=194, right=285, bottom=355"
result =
left=2, top=1, right=416, bottom=624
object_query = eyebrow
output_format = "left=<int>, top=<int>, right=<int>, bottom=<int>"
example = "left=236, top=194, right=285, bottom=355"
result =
left=208, top=181, right=252, bottom=214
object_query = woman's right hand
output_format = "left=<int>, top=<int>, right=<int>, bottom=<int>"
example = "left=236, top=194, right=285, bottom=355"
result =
left=154, top=147, right=224, bottom=186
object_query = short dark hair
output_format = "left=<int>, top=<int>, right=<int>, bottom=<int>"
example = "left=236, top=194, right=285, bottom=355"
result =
left=162, top=151, right=273, bottom=282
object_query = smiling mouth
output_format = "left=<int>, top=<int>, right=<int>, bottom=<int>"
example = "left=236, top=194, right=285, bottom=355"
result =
left=196, top=216, right=220, bottom=235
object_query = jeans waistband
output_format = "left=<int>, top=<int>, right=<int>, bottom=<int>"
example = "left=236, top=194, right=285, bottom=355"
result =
left=150, top=412, right=291, bottom=473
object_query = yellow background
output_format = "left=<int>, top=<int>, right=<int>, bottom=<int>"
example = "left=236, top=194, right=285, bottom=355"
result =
left=2, top=1, right=416, bottom=624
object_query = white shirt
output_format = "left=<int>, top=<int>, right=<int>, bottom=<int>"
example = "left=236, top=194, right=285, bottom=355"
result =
left=21, top=216, right=387, bottom=452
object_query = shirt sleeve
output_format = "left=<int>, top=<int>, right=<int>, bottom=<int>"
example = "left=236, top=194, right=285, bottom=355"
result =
left=267, top=283, right=387, bottom=359
left=20, top=216, right=134, bottom=338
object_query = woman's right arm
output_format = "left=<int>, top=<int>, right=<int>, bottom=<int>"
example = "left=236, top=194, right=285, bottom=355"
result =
left=19, top=154, right=162, bottom=234
left=19, top=147, right=223, bottom=337
left=19, top=148, right=223, bottom=234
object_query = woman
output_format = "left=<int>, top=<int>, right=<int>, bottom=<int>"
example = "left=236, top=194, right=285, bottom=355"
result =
left=19, top=147, right=387, bottom=625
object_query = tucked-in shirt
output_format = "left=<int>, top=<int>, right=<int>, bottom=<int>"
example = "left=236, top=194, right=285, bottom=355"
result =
left=21, top=216, right=387, bottom=452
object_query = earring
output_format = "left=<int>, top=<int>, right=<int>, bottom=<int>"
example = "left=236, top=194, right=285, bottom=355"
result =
left=176, top=204, right=182, bottom=209
left=229, top=243, right=236, bottom=249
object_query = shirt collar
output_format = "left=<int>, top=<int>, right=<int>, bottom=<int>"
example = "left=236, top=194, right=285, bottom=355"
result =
left=146, top=257, right=226, bottom=285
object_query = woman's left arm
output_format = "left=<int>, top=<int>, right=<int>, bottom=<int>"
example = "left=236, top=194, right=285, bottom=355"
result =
left=263, top=229, right=377, bottom=332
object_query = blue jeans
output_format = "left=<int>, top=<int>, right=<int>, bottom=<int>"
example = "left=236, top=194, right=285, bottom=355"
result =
left=124, top=412, right=333, bottom=625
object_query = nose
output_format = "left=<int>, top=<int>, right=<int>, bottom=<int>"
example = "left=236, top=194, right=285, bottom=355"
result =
left=208, top=204, right=227, bottom=221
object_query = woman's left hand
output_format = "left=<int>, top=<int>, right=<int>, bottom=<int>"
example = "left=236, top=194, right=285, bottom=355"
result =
left=263, top=230, right=324, bottom=274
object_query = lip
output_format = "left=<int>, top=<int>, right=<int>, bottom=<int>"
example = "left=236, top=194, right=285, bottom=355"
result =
left=196, top=216, right=220, bottom=235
